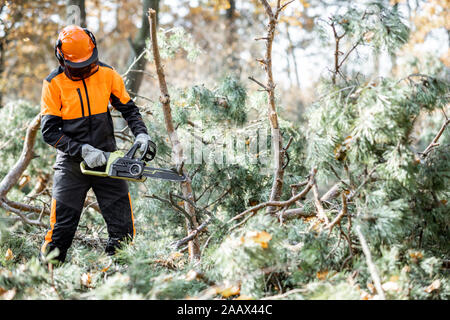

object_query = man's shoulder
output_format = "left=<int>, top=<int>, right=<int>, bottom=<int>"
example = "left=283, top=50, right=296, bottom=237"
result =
left=98, top=61, right=124, bottom=81
left=98, top=61, right=122, bottom=78
left=98, top=61, right=114, bottom=70
left=45, top=66, right=64, bottom=83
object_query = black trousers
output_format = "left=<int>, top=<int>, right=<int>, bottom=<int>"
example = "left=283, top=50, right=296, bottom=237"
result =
left=41, top=160, right=135, bottom=262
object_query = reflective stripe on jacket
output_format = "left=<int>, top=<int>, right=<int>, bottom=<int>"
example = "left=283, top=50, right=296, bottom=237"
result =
left=40, top=61, right=148, bottom=161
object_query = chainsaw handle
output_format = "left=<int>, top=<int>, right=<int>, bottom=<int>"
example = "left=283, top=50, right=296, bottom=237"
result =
left=125, top=141, right=157, bottom=162
left=80, top=151, right=111, bottom=176
left=125, top=143, right=140, bottom=159
left=143, top=140, right=156, bottom=162
left=80, top=161, right=108, bottom=177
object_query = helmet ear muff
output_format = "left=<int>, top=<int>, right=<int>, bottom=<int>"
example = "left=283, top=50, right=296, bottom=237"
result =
left=83, top=28, right=97, bottom=47
left=54, top=39, right=65, bottom=66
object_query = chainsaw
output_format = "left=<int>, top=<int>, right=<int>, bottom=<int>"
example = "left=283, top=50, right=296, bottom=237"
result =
left=80, top=141, right=186, bottom=182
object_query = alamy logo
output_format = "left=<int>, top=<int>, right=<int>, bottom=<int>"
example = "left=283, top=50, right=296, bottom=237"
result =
left=176, top=121, right=274, bottom=174
left=66, top=5, right=81, bottom=26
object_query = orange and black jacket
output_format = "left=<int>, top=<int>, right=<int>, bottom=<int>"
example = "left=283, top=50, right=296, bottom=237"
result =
left=40, top=62, right=148, bottom=161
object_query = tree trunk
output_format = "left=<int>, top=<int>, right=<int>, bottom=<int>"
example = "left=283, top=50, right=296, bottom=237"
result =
left=225, top=0, right=241, bottom=74
left=0, top=40, right=5, bottom=108
left=286, top=25, right=300, bottom=88
left=118, top=0, right=159, bottom=144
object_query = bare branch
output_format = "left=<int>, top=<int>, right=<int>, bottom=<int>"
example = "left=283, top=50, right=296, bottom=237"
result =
left=260, top=288, right=306, bottom=300
left=145, top=194, right=194, bottom=228
left=278, top=0, right=295, bottom=14
left=420, top=118, right=450, bottom=158
left=121, top=49, right=147, bottom=78
left=278, top=207, right=314, bottom=221
left=248, top=76, right=269, bottom=91
left=4, top=199, right=49, bottom=216
left=338, top=38, right=362, bottom=69
left=0, top=114, right=50, bottom=226
left=259, top=0, right=275, bottom=20
left=202, top=188, right=231, bottom=210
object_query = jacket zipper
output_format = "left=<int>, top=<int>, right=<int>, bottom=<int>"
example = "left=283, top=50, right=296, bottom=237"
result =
left=82, top=79, right=93, bottom=145
left=82, top=79, right=92, bottom=117
left=76, top=88, right=85, bottom=117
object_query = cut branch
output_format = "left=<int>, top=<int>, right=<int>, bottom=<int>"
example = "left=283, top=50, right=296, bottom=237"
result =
left=5, top=199, right=49, bottom=216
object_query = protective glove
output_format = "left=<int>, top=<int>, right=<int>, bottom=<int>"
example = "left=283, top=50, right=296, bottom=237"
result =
left=81, top=144, right=107, bottom=168
left=135, top=133, right=153, bottom=153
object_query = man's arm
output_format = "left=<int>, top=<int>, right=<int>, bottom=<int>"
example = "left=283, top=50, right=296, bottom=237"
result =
left=40, top=79, right=83, bottom=157
left=109, top=69, right=148, bottom=137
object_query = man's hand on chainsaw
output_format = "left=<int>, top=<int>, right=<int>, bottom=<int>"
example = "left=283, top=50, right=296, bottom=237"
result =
left=135, top=133, right=154, bottom=153
left=81, top=144, right=107, bottom=168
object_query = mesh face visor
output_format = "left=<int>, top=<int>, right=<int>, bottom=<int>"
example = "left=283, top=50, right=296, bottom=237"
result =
left=64, top=60, right=99, bottom=81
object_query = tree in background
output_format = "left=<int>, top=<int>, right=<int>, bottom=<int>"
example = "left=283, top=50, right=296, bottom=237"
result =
left=0, top=1, right=64, bottom=105
left=125, top=0, right=160, bottom=97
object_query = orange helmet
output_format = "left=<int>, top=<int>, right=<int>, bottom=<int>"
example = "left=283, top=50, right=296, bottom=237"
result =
left=54, top=25, right=98, bottom=68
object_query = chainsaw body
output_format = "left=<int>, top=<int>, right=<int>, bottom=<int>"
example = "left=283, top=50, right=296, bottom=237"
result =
left=80, top=142, right=186, bottom=182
